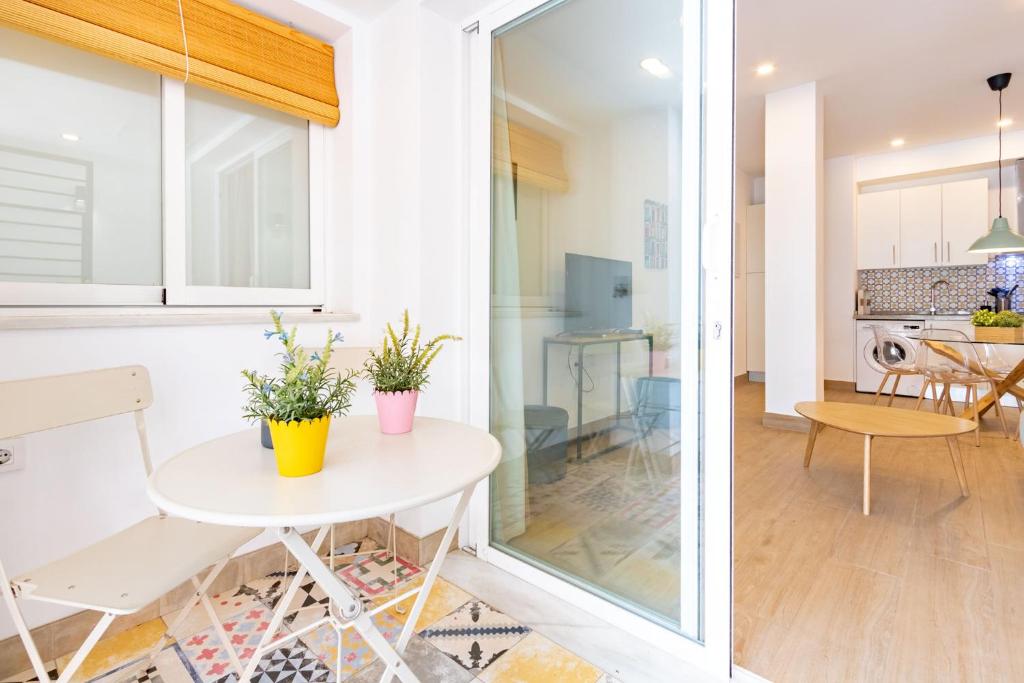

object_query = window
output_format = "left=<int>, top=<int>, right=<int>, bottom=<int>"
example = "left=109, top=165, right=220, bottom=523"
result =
left=185, top=87, right=310, bottom=291
left=0, top=27, right=161, bottom=294
left=0, top=27, right=323, bottom=307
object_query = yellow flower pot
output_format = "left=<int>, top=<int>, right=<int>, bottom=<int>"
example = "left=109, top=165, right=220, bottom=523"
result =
left=267, top=415, right=331, bottom=477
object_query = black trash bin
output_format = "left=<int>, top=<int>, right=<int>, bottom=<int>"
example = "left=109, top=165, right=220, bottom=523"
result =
left=524, top=404, right=569, bottom=485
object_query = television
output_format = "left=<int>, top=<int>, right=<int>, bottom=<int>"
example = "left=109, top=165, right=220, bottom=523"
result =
left=564, top=253, right=632, bottom=332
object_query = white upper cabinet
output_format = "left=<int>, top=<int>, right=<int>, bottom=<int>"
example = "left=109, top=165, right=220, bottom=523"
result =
left=857, top=190, right=900, bottom=269
left=941, top=178, right=989, bottom=266
left=856, top=177, right=989, bottom=270
left=899, top=185, right=943, bottom=268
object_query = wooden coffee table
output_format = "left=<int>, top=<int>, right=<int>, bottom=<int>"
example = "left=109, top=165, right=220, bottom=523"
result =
left=795, top=401, right=975, bottom=515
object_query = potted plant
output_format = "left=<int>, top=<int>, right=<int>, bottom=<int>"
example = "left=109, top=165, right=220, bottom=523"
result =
left=971, top=309, right=1024, bottom=343
left=242, top=311, right=358, bottom=477
left=646, top=317, right=678, bottom=371
left=363, top=310, right=461, bottom=434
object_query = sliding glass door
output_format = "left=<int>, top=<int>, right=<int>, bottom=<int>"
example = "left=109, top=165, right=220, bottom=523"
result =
left=468, top=0, right=733, bottom=675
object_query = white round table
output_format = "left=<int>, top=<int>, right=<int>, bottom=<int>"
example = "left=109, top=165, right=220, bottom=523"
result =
left=147, top=416, right=500, bottom=683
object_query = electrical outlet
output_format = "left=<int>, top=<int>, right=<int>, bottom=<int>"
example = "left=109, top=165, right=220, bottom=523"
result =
left=0, top=439, right=25, bottom=473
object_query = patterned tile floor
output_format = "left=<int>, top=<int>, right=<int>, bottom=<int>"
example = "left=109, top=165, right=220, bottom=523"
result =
left=2, top=545, right=614, bottom=683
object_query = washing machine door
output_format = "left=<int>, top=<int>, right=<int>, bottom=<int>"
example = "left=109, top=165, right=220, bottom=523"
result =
left=865, top=332, right=917, bottom=373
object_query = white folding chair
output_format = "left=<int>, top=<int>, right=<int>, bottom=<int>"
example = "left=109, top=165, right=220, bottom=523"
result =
left=0, top=365, right=260, bottom=683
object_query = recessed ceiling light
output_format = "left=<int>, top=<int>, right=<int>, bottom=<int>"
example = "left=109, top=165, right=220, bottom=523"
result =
left=61, top=132, right=79, bottom=142
left=998, top=117, right=1014, bottom=128
left=755, top=62, right=776, bottom=76
left=890, top=138, right=905, bottom=148
left=640, top=58, right=672, bottom=79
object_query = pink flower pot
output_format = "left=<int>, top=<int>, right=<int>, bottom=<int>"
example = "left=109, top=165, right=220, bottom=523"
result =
left=652, top=350, right=670, bottom=372
left=374, top=390, right=419, bottom=434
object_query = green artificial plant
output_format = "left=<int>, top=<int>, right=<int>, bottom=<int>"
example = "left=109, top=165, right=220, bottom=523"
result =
left=242, top=310, right=358, bottom=423
left=363, top=310, right=461, bottom=393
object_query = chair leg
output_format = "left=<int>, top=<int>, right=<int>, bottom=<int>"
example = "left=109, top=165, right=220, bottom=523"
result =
left=887, top=374, right=902, bottom=406
left=971, top=385, right=981, bottom=447
left=937, top=384, right=951, bottom=415
left=874, top=371, right=893, bottom=405
left=930, top=381, right=941, bottom=414
left=0, top=558, right=51, bottom=683
left=915, top=378, right=930, bottom=411
left=991, top=382, right=1010, bottom=439
left=55, top=613, right=116, bottom=683
left=142, top=556, right=242, bottom=676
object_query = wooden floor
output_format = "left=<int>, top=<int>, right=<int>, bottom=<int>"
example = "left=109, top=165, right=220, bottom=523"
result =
left=734, top=378, right=1024, bottom=682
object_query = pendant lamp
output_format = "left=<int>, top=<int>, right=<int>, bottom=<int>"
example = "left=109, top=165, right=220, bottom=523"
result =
left=968, top=72, right=1024, bottom=253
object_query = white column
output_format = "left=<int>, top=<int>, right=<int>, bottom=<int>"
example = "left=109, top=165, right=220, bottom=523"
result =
left=764, top=82, right=824, bottom=417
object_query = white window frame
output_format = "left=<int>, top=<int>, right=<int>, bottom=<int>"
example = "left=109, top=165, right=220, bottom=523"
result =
left=0, top=73, right=324, bottom=307
left=163, top=79, right=325, bottom=307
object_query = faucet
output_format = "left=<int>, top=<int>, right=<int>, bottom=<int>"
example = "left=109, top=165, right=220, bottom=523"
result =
left=930, top=279, right=951, bottom=315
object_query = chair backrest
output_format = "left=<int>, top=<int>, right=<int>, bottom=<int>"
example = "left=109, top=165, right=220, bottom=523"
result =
left=914, top=328, right=987, bottom=378
left=869, top=324, right=917, bottom=371
left=0, top=365, right=153, bottom=440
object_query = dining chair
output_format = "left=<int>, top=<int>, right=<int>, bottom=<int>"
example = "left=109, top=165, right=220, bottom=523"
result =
left=913, top=328, right=1009, bottom=445
left=868, top=325, right=924, bottom=406
left=619, top=376, right=664, bottom=489
left=0, top=366, right=260, bottom=683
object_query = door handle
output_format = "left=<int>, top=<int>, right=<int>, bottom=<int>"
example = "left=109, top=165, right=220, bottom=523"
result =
left=892, top=244, right=896, bottom=265
left=947, top=241, right=951, bottom=261
left=934, top=242, right=938, bottom=262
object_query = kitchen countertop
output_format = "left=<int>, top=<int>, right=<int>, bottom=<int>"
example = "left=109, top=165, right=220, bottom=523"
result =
left=854, top=311, right=972, bottom=321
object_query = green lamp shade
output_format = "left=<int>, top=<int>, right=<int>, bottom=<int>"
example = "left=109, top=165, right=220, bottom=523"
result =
left=967, top=216, right=1024, bottom=253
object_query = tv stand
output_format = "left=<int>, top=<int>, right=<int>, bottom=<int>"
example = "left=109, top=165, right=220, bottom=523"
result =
left=542, top=332, right=654, bottom=461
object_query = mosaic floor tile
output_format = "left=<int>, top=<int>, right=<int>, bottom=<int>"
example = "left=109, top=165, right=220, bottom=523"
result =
left=250, top=647, right=333, bottom=683
left=88, top=645, right=193, bottom=683
left=477, top=632, right=603, bottom=683
left=298, top=611, right=403, bottom=679
left=345, top=635, right=474, bottom=683
left=55, top=618, right=167, bottom=683
left=373, top=576, right=472, bottom=632
left=419, top=601, right=530, bottom=674
left=0, top=663, right=57, bottom=683
left=163, top=591, right=265, bottom=641
left=336, top=552, right=422, bottom=599
left=177, top=606, right=286, bottom=683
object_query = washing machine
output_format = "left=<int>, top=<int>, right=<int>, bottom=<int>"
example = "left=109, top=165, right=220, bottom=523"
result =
left=855, top=319, right=925, bottom=397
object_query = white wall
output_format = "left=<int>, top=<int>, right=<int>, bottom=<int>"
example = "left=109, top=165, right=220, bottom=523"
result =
left=764, top=82, right=824, bottom=416
left=823, top=156, right=856, bottom=382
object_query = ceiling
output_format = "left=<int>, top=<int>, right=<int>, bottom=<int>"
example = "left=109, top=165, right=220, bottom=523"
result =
left=737, top=0, right=1024, bottom=175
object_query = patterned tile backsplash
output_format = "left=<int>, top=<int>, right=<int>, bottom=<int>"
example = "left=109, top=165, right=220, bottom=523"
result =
left=858, top=254, right=1024, bottom=312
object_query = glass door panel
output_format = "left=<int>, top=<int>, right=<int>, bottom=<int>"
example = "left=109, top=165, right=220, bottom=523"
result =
left=486, top=0, right=698, bottom=638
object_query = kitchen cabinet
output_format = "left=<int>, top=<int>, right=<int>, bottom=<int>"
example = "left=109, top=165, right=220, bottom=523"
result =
left=857, top=178, right=989, bottom=269
left=857, top=190, right=900, bottom=269
left=899, top=185, right=943, bottom=267
left=941, top=178, right=989, bottom=266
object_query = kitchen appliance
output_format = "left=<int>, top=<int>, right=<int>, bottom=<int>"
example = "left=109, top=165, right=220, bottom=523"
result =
left=855, top=319, right=925, bottom=396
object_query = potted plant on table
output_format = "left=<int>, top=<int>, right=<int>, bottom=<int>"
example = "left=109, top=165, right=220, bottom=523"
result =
left=971, top=309, right=1024, bottom=343
left=646, top=317, right=678, bottom=371
left=242, top=311, right=358, bottom=477
left=363, top=310, right=461, bottom=434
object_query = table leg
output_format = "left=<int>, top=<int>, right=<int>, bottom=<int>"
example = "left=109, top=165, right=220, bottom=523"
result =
left=803, top=421, right=822, bottom=468
left=379, top=484, right=475, bottom=683
left=542, top=340, right=549, bottom=406
left=240, top=525, right=331, bottom=681
left=576, top=345, right=584, bottom=461
left=863, top=434, right=873, bottom=516
left=945, top=436, right=970, bottom=497
left=615, top=341, right=622, bottom=425
left=964, top=357, right=1024, bottom=419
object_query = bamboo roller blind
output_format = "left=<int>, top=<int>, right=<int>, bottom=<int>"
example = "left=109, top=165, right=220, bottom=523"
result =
left=0, top=0, right=339, bottom=126
left=493, top=118, right=570, bottom=193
